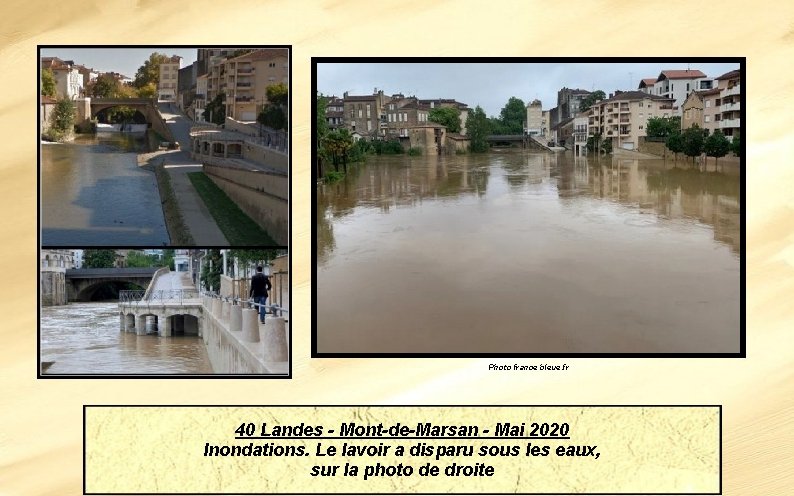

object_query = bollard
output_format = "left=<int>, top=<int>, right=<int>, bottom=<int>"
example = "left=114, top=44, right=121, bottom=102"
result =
left=262, top=317, right=288, bottom=362
left=230, top=304, right=242, bottom=333
left=212, top=297, right=222, bottom=317
left=222, top=300, right=231, bottom=324
left=241, top=308, right=260, bottom=342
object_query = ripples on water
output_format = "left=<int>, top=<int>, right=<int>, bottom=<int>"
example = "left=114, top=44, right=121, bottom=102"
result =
left=41, top=302, right=212, bottom=374
left=41, top=133, right=169, bottom=246
left=317, top=151, right=741, bottom=354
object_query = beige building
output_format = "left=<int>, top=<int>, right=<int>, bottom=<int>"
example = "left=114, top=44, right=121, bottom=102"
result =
left=158, top=55, right=182, bottom=101
left=573, top=112, right=589, bottom=156
left=525, top=99, right=543, bottom=136
left=681, top=91, right=704, bottom=130
left=222, top=48, right=289, bottom=121
left=715, top=69, right=740, bottom=141
left=406, top=123, right=447, bottom=155
left=588, top=90, right=675, bottom=151
left=194, top=74, right=208, bottom=121
left=541, top=110, right=551, bottom=138
left=385, top=95, right=430, bottom=139
left=343, top=90, right=390, bottom=138
left=418, top=99, right=469, bottom=135
left=41, top=250, right=76, bottom=306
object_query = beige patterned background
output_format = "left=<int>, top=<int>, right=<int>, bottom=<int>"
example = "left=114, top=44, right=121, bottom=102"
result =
left=0, top=0, right=787, bottom=494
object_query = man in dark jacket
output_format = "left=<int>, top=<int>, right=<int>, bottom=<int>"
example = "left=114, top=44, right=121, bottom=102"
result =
left=249, top=266, right=272, bottom=324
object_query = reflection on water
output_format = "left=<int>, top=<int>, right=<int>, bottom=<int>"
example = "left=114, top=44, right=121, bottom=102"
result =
left=317, top=151, right=741, bottom=354
left=41, top=302, right=212, bottom=374
left=41, top=133, right=169, bottom=246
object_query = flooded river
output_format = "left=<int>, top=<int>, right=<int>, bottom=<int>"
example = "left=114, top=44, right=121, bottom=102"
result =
left=316, top=151, right=741, bottom=354
left=41, top=133, right=169, bottom=246
left=41, top=302, right=212, bottom=374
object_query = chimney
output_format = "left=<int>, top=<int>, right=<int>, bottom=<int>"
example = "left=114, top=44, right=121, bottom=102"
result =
left=343, top=91, right=348, bottom=98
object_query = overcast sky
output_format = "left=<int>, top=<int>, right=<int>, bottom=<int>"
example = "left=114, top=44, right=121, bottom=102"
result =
left=40, top=48, right=200, bottom=78
left=317, top=61, right=739, bottom=116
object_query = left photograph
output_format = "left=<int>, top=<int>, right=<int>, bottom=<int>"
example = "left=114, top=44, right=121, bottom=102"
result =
left=39, top=249, right=290, bottom=377
left=39, top=46, right=289, bottom=246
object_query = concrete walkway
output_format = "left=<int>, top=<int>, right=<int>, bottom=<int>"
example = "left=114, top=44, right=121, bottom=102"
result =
left=155, top=103, right=228, bottom=246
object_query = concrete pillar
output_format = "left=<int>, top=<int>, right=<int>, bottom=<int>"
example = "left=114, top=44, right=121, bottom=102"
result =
left=136, top=315, right=147, bottom=335
left=222, top=299, right=231, bottom=324
left=230, top=304, right=242, bottom=333
left=125, top=314, right=135, bottom=333
left=120, top=313, right=125, bottom=332
left=241, top=308, right=260, bottom=343
left=262, top=317, right=288, bottom=362
left=212, top=297, right=222, bottom=317
left=161, top=315, right=172, bottom=336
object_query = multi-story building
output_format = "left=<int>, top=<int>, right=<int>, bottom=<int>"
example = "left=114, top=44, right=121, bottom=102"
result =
left=40, top=249, right=76, bottom=306
left=342, top=89, right=390, bottom=138
left=587, top=90, right=675, bottom=151
left=194, top=74, right=208, bottom=122
left=556, top=87, right=590, bottom=123
left=681, top=88, right=722, bottom=135
left=384, top=95, right=431, bottom=139
left=222, top=48, right=289, bottom=121
left=637, top=70, right=713, bottom=114
left=325, top=96, right=344, bottom=129
left=73, top=64, right=98, bottom=89
left=573, top=112, right=589, bottom=156
left=715, top=69, right=740, bottom=141
left=177, top=62, right=198, bottom=111
left=157, top=55, right=182, bottom=101
left=418, top=98, right=469, bottom=135
left=525, top=99, right=543, bottom=136
left=41, top=57, right=83, bottom=99
left=541, top=110, right=550, bottom=138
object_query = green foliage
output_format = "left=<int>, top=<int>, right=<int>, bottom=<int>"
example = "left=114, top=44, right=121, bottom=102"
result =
left=467, top=105, right=490, bottom=152
left=203, top=93, right=226, bottom=125
left=348, top=139, right=372, bottom=162
left=665, top=131, right=684, bottom=160
left=137, top=82, right=158, bottom=99
left=229, top=249, right=284, bottom=268
left=162, top=249, right=175, bottom=271
left=322, top=129, right=355, bottom=171
left=704, top=130, right=731, bottom=163
left=266, top=83, right=288, bottom=107
left=108, top=106, right=136, bottom=124
left=257, top=104, right=286, bottom=130
left=646, top=116, right=682, bottom=138
left=41, top=68, right=56, bottom=98
left=371, top=139, right=404, bottom=155
left=682, top=125, right=705, bottom=161
left=428, top=107, right=461, bottom=133
left=323, top=171, right=345, bottom=183
left=731, top=132, right=741, bottom=157
left=579, top=90, right=606, bottom=112
left=407, top=147, right=422, bottom=156
left=586, top=132, right=601, bottom=154
left=47, top=98, right=76, bottom=141
left=497, top=97, right=526, bottom=134
left=200, top=250, right=222, bottom=292
left=125, top=251, right=161, bottom=268
left=316, top=94, right=329, bottom=143
left=88, top=73, right=121, bottom=98
left=133, top=52, right=168, bottom=89
left=601, top=137, right=612, bottom=154
left=84, top=250, right=116, bottom=268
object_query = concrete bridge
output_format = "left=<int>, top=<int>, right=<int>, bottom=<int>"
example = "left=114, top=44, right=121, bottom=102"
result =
left=487, top=134, right=555, bottom=151
left=118, top=270, right=202, bottom=336
left=65, top=267, right=159, bottom=301
left=90, top=98, right=176, bottom=142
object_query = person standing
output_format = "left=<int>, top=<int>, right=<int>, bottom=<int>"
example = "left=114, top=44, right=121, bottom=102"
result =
left=249, top=265, right=272, bottom=324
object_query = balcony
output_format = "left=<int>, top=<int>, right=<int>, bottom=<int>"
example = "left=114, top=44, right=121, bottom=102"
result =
left=237, top=82, right=252, bottom=88
left=719, top=118, right=740, bottom=129
left=723, top=84, right=741, bottom=97
left=722, top=101, right=740, bottom=112
left=235, top=96, right=254, bottom=102
left=620, top=117, right=630, bottom=123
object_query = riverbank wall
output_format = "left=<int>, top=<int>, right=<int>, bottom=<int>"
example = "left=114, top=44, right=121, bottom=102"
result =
left=200, top=295, right=288, bottom=375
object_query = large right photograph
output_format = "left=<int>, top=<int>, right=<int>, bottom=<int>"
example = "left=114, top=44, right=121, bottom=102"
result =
left=313, top=58, right=743, bottom=356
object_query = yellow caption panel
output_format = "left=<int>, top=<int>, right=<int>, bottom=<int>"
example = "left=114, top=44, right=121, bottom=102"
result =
left=85, top=406, right=720, bottom=494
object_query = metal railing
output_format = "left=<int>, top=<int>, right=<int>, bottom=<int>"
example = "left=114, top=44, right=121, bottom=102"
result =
left=202, top=291, right=289, bottom=319
left=119, top=289, right=200, bottom=304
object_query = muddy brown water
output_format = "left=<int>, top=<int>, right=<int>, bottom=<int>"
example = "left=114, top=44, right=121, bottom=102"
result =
left=316, top=151, right=741, bottom=354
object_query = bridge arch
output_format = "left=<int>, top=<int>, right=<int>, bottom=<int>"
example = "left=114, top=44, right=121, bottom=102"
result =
left=75, top=279, right=146, bottom=302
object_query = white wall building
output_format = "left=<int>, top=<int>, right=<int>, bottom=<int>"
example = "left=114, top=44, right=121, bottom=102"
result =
left=158, top=55, right=182, bottom=101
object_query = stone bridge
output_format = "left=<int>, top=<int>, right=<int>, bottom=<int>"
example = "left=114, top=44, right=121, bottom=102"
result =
left=118, top=289, right=203, bottom=337
left=65, top=267, right=159, bottom=301
left=90, top=98, right=175, bottom=142
left=487, top=134, right=554, bottom=151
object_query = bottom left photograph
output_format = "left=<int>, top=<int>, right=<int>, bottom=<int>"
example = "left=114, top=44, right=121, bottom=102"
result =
left=39, top=248, right=290, bottom=377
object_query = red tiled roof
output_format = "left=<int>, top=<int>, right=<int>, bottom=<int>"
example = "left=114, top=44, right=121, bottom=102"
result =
left=229, top=48, right=288, bottom=62
left=715, top=69, right=740, bottom=80
left=41, top=95, right=57, bottom=104
left=638, top=78, right=657, bottom=88
left=658, top=70, right=707, bottom=80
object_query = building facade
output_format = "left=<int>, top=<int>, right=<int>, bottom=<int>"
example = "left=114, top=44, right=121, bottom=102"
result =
left=525, top=99, right=543, bottom=136
left=588, top=90, right=675, bottom=151
left=157, top=55, right=182, bottom=101
left=638, top=70, right=713, bottom=114
left=41, top=57, right=83, bottom=99
left=715, top=69, right=741, bottom=141
left=222, top=48, right=289, bottom=121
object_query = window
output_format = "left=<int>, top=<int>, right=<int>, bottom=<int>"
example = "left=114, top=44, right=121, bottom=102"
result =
left=639, top=125, right=643, bottom=130
left=715, top=98, right=721, bottom=106
left=705, top=116, right=711, bottom=123
left=685, top=109, right=690, bottom=119
left=350, top=110, right=354, bottom=119
left=366, top=104, right=371, bottom=118
left=706, top=100, right=711, bottom=108
left=358, top=109, right=362, bottom=118
left=686, top=83, right=690, bottom=92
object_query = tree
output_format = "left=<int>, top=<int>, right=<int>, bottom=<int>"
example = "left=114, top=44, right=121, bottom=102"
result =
left=41, top=68, right=56, bottom=98
left=681, top=125, right=705, bottom=163
left=731, top=132, right=741, bottom=157
left=467, top=105, right=490, bottom=152
left=46, top=98, right=76, bottom=142
left=665, top=132, right=684, bottom=161
left=322, top=129, right=355, bottom=172
left=646, top=116, right=682, bottom=138
left=87, top=73, right=122, bottom=98
left=203, top=93, right=226, bottom=125
left=132, top=52, right=168, bottom=89
left=316, top=94, right=329, bottom=178
left=107, top=106, right=137, bottom=124
left=497, top=97, right=526, bottom=134
left=200, top=250, right=222, bottom=292
left=265, top=83, right=288, bottom=107
left=257, top=104, right=286, bottom=130
left=84, top=250, right=116, bottom=268
left=162, top=249, right=175, bottom=271
left=136, top=82, right=158, bottom=99
left=704, top=130, right=731, bottom=166
left=126, top=251, right=160, bottom=268
left=579, top=90, right=606, bottom=112
left=428, top=107, right=461, bottom=133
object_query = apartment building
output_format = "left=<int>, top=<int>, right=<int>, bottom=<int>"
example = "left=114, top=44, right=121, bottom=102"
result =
left=73, top=64, right=98, bottom=89
left=715, top=69, right=741, bottom=141
left=556, top=87, right=591, bottom=123
left=193, top=74, right=208, bottom=121
left=573, top=112, right=589, bottom=156
left=384, top=95, right=431, bottom=138
left=588, top=90, right=675, bottom=151
left=342, top=90, right=390, bottom=138
left=325, top=96, right=344, bottom=129
left=222, top=48, right=289, bottom=121
left=637, top=70, right=713, bottom=114
left=525, top=99, right=543, bottom=136
left=41, top=57, right=83, bottom=99
left=681, top=88, right=722, bottom=135
left=157, top=55, right=182, bottom=101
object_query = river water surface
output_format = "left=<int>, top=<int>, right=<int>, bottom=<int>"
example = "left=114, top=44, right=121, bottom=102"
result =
left=41, top=133, right=169, bottom=246
left=316, top=151, right=741, bottom=354
left=41, top=302, right=212, bottom=374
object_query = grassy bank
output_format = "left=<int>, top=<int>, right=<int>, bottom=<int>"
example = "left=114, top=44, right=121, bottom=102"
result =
left=187, top=172, right=276, bottom=245
left=153, top=162, right=195, bottom=245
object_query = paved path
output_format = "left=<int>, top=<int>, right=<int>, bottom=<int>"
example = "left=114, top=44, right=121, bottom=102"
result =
left=156, top=103, right=228, bottom=246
